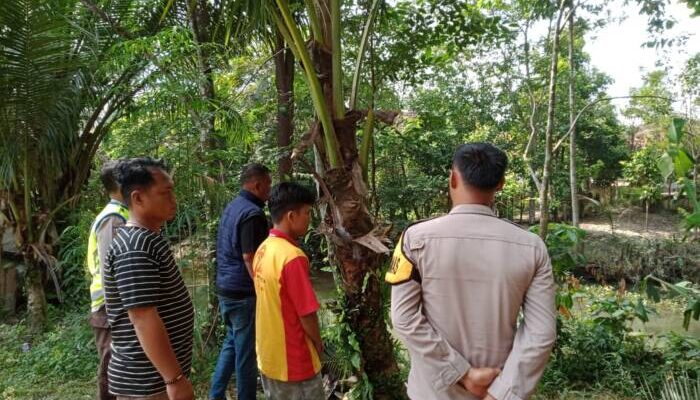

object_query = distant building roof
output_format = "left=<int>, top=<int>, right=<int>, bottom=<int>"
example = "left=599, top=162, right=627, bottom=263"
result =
left=630, top=124, right=663, bottom=149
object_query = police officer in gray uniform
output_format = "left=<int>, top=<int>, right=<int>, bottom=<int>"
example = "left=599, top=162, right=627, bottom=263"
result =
left=386, top=143, right=557, bottom=400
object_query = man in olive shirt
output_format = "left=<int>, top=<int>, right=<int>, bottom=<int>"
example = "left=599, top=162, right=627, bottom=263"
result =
left=86, top=160, right=128, bottom=400
left=387, top=143, right=557, bottom=400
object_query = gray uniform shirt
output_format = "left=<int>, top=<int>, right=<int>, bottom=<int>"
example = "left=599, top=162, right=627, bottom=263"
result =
left=388, top=204, right=557, bottom=400
left=96, top=216, right=125, bottom=298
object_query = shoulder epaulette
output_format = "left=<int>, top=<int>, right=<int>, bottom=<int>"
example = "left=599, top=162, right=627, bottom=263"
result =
left=384, top=215, right=443, bottom=286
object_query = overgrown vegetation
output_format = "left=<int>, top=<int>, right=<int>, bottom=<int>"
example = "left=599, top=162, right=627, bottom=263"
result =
left=540, top=286, right=699, bottom=399
left=584, top=233, right=700, bottom=283
left=1, top=0, right=699, bottom=398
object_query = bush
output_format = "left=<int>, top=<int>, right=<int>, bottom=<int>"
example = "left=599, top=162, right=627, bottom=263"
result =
left=57, top=223, right=91, bottom=310
left=543, top=319, right=642, bottom=395
left=530, top=223, right=587, bottom=278
left=0, top=308, right=98, bottom=397
left=0, top=302, right=223, bottom=399
left=540, top=288, right=700, bottom=398
left=583, top=233, right=700, bottom=283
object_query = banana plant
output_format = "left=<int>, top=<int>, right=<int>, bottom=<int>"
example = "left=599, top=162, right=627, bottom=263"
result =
left=644, top=275, right=700, bottom=330
left=658, top=118, right=700, bottom=233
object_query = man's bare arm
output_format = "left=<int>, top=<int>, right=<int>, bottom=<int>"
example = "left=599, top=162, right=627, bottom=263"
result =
left=128, top=306, right=194, bottom=400
left=243, top=253, right=255, bottom=279
left=300, top=311, right=323, bottom=355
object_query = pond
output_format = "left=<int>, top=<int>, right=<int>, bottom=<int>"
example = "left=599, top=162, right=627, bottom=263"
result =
left=180, top=257, right=339, bottom=316
left=183, top=260, right=699, bottom=338
left=632, top=302, right=700, bottom=337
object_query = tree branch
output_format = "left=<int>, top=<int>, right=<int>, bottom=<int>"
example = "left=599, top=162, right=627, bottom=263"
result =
left=557, top=0, right=586, bottom=35
left=80, top=66, right=141, bottom=144
left=553, top=95, right=673, bottom=153
left=80, top=0, right=135, bottom=39
left=521, top=18, right=542, bottom=192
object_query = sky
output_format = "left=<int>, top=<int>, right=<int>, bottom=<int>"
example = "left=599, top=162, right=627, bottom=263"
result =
left=583, top=0, right=699, bottom=111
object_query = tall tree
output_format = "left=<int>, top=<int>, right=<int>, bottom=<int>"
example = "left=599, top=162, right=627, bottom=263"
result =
left=188, top=0, right=220, bottom=154
left=568, top=7, right=579, bottom=227
left=269, top=0, right=507, bottom=395
left=0, top=0, right=156, bottom=333
left=273, top=32, right=295, bottom=179
left=624, top=70, right=673, bottom=127
left=271, top=1, right=402, bottom=395
left=539, top=0, right=569, bottom=238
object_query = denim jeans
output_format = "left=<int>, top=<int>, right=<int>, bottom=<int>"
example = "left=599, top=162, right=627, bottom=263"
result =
left=209, top=295, right=258, bottom=400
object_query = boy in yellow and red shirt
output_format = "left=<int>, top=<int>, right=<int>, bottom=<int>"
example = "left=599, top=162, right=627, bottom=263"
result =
left=253, top=182, right=324, bottom=399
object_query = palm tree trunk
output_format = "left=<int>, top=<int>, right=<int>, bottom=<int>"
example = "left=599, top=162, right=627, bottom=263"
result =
left=188, top=0, right=220, bottom=153
left=274, top=33, right=295, bottom=180
left=275, top=2, right=403, bottom=395
left=23, top=134, right=47, bottom=334
left=25, top=255, right=46, bottom=336
left=325, top=167, right=404, bottom=399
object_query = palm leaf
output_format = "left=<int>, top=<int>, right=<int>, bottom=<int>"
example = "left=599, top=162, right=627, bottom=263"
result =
left=0, top=0, right=79, bottom=194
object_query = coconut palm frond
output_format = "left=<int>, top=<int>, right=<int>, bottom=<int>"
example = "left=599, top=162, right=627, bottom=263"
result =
left=0, top=0, right=80, bottom=197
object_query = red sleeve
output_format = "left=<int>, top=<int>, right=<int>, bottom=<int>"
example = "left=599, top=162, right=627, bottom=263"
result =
left=281, top=256, right=320, bottom=317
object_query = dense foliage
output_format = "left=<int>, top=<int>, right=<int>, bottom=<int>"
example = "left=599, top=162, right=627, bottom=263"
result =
left=1, top=0, right=698, bottom=398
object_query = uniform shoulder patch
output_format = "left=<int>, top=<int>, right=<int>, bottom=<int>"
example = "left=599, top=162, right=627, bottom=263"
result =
left=384, top=217, right=440, bottom=285
left=384, top=233, right=418, bottom=285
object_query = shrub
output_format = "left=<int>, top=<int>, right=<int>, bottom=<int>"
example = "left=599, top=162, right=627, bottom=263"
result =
left=540, top=288, right=699, bottom=398
left=584, top=233, right=700, bottom=283
left=57, top=223, right=91, bottom=310
left=0, top=308, right=98, bottom=396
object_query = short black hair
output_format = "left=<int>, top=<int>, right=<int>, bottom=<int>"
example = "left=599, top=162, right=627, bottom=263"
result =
left=240, top=163, right=270, bottom=185
left=269, top=182, right=316, bottom=223
left=114, top=157, right=169, bottom=206
left=452, top=143, right=508, bottom=190
left=100, top=160, right=120, bottom=194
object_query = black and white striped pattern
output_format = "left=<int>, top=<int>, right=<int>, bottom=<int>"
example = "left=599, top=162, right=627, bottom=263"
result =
left=104, top=226, right=194, bottom=396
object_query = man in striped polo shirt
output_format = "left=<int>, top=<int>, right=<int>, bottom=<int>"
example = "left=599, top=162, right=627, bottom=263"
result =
left=104, top=157, right=194, bottom=400
left=253, top=182, right=324, bottom=399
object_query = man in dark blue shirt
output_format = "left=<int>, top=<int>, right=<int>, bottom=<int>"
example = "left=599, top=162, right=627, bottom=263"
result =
left=210, top=164, right=272, bottom=400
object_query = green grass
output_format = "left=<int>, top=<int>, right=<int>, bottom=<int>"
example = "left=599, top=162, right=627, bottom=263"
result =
left=533, top=393, right=636, bottom=400
left=2, top=282, right=698, bottom=400
left=0, top=308, right=98, bottom=400
left=1, top=381, right=96, bottom=400
left=0, top=305, right=221, bottom=400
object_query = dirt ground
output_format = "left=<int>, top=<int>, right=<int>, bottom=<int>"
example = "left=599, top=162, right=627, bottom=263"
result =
left=579, top=206, right=685, bottom=239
